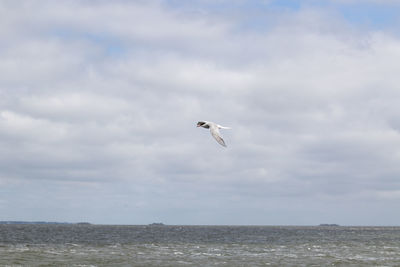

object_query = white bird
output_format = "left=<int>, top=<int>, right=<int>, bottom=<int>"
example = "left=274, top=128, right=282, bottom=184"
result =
left=197, top=121, right=231, bottom=147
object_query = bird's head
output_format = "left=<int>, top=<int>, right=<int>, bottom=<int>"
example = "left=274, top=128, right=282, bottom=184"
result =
left=197, top=121, right=206, bottom=127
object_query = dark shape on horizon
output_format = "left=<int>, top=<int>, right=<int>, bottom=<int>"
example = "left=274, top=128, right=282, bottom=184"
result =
left=149, top=223, right=165, bottom=226
left=0, top=221, right=91, bottom=225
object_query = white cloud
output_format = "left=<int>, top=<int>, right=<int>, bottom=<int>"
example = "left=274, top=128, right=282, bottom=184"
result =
left=1, top=0, right=400, bottom=225
left=0, top=110, right=69, bottom=142
left=19, top=93, right=130, bottom=122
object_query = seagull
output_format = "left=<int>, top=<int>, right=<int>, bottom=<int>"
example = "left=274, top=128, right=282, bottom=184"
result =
left=197, top=121, right=231, bottom=147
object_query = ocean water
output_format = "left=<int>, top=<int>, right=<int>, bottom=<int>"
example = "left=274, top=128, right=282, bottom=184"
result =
left=0, top=225, right=400, bottom=266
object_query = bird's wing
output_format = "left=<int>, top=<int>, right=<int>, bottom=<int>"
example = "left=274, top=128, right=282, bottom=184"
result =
left=210, top=124, right=227, bottom=147
left=217, top=125, right=231, bottom=129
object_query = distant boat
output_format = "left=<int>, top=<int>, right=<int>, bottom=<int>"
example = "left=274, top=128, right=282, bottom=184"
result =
left=149, top=223, right=165, bottom=226
left=319, top=224, right=340, bottom=227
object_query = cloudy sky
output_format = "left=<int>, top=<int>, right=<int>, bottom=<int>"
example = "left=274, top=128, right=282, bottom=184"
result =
left=1, top=0, right=400, bottom=225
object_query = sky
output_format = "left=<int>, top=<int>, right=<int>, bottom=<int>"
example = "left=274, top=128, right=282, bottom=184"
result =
left=1, top=0, right=400, bottom=226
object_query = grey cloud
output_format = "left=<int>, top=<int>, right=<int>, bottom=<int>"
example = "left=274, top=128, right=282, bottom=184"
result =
left=1, top=0, right=400, bottom=225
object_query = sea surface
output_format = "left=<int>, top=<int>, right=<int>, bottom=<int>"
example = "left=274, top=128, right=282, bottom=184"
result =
left=0, top=224, right=400, bottom=266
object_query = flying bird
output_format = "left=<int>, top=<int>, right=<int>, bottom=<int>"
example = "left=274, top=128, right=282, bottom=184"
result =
left=197, top=121, right=231, bottom=147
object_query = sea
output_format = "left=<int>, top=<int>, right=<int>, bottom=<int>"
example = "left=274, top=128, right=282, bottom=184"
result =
left=1, top=224, right=400, bottom=266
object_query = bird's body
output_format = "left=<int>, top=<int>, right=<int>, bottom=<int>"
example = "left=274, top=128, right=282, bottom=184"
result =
left=197, top=121, right=231, bottom=147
